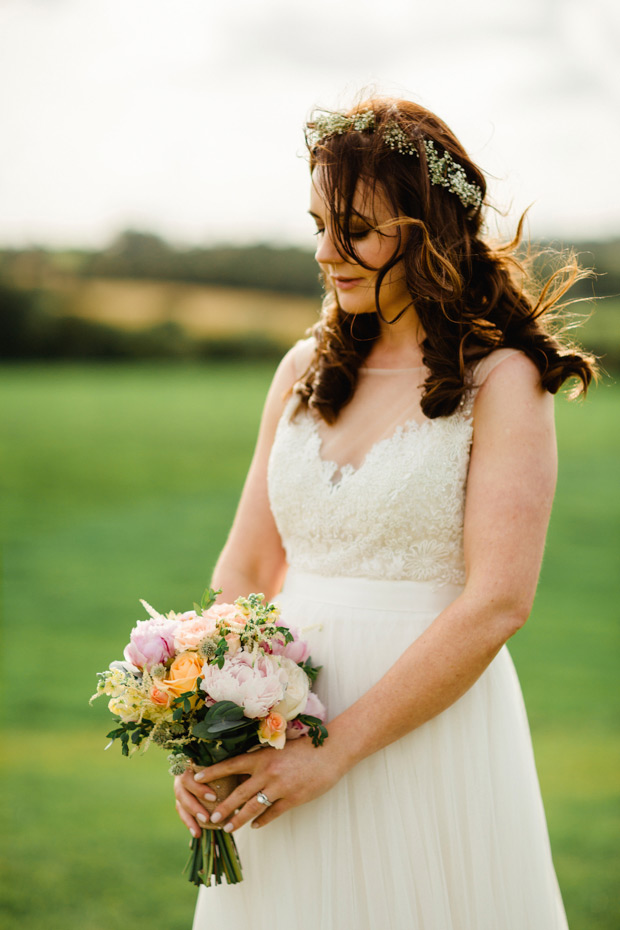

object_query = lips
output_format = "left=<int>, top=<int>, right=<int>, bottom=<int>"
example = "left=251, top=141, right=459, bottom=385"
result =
left=331, top=275, right=363, bottom=290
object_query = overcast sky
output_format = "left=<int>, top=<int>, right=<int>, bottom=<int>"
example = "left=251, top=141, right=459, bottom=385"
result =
left=1, top=0, right=618, bottom=249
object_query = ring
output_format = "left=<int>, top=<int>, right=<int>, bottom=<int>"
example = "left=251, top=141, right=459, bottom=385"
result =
left=256, top=791, right=273, bottom=807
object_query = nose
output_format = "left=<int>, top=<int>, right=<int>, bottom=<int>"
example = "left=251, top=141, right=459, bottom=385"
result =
left=315, top=226, right=344, bottom=265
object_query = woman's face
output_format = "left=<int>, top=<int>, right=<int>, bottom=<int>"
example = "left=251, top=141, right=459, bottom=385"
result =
left=309, top=167, right=411, bottom=318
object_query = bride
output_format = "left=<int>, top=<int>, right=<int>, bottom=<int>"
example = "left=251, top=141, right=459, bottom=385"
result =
left=174, top=97, right=594, bottom=929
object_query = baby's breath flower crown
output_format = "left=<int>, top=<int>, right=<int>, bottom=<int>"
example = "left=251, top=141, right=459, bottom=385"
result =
left=307, top=109, right=482, bottom=211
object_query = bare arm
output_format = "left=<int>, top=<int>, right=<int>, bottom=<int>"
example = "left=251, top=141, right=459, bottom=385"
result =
left=174, top=339, right=311, bottom=835
left=184, top=352, right=558, bottom=833
left=208, top=342, right=310, bottom=602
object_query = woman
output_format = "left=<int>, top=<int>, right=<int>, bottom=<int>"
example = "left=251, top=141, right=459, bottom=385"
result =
left=175, top=97, right=595, bottom=929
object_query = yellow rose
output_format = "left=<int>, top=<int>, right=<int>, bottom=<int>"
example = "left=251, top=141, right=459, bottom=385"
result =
left=162, top=652, right=204, bottom=697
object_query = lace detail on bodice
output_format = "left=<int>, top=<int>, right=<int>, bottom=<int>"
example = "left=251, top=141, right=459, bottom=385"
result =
left=267, top=396, right=474, bottom=586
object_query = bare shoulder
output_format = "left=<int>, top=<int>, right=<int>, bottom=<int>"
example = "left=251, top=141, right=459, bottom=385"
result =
left=473, top=349, right=553, bottom=427
left=261, top=337, right=316, bottom=431
left=464, top=351, right=558, bottom=616
left=469, top=350, right=556, bottom=499
left=288, top=335, right=317, bottom=380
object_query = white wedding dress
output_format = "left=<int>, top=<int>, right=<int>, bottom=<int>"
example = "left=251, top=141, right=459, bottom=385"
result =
left=193, top=344, right=568, bottom=930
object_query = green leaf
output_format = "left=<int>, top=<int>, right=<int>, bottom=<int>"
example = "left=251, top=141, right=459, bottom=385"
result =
left=297, top=714, right=328, bottom=747
left=200, top=587, right=222, bottom=611
left=206, top=701, right=245, bottom=722
left=299, top=658, right=322, bottom=683
left=203, top=718, right=252, bottom=736
left=192, top=701, right=252, bottom=740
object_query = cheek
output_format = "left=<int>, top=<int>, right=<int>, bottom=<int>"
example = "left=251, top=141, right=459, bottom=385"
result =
left=366, top=233, right=402, bottom=270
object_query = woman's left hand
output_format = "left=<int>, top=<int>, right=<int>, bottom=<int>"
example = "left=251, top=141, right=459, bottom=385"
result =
left=189, top=733, right=346, bottom=832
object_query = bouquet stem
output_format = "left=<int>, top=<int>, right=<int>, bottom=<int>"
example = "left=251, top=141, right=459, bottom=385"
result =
left=185, top=828, right=243, bottom=886
left=184, top=772, right=243, bottom=886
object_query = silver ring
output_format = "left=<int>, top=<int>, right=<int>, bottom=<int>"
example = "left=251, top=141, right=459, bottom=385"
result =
left=256, top=791, right=273, bottom=807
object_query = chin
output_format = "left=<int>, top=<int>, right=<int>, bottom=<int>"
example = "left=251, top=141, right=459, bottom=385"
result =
left=335, top=301, right=378, bottom=317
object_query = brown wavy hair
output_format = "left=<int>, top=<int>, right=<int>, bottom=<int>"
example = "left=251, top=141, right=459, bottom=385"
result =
left=296, top=97, right=597, bottom=424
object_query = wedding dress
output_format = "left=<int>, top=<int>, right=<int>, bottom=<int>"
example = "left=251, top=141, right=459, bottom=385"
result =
left=193, top=344, right=568, bottom=930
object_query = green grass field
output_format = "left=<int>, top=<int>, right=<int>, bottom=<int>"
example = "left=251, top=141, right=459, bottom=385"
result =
left=1, top=362, right=618, bottom=930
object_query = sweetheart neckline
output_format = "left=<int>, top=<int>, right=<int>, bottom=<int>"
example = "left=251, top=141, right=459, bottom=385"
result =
left=304, top=408, right=472, bottom=490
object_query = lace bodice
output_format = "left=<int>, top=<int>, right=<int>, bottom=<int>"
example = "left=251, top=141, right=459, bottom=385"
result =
left=267, top=345, right=518, bottom=587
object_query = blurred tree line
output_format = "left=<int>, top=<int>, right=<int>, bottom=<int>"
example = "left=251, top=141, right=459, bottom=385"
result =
left=1, top=230, right=618, bottom=363
left=0, top=232, right=323, bottom=296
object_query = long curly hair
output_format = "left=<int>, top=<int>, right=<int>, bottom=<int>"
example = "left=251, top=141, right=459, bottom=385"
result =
left=296, top=97, right=597, bottom=424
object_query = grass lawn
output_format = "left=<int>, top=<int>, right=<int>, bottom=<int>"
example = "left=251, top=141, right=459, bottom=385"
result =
left=1, top=362, right=618, bottom=930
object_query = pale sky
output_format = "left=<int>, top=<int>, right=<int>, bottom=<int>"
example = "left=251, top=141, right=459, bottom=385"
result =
left=1, top=0, right=619, bottom=249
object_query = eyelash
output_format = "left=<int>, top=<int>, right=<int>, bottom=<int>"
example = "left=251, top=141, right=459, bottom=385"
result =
left=313, top=228, right=371, bottom=240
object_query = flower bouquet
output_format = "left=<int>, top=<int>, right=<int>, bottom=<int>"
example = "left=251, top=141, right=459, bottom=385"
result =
left=91, top=588, right=327, bottom=887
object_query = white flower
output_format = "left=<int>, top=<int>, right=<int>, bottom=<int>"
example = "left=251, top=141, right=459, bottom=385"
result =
left=273, top=657, right=310, bottom=721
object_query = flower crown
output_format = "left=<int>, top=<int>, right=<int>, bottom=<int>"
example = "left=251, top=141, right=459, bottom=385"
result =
left=307, top=109, right=483, bottom=211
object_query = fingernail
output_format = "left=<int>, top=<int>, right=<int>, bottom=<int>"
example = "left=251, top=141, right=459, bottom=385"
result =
left=194, top=773, right=204, bottom=782
left=210, top=811, right=222, bottom=824
left=204, top=793, right=217, bottom=802
left=224, top=823, right=234, bottom=833
left=191, top=829, right=200, bottom=838
left=196, top=812, right=207, bottom=823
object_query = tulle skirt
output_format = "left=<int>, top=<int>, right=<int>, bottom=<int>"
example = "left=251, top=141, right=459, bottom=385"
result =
left=193, top=571, right=568, bottom=930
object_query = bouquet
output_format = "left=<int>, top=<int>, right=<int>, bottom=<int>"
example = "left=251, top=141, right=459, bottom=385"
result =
left=91, top=588, right=327, bottom=887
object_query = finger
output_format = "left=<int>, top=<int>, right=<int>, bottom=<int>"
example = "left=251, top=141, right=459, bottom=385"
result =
left=206, top=777, right=262, bottom=826
left=175, top=799, right=202, bottom=839
left=180, top=769, right=217, bottom=802
left=250, top=798, right=291, bottom=830
left=193, top=752, right=264, bottom=784
left=219, top=791, right=283, bottom=833
left=175, top=783, right=213, bottom=827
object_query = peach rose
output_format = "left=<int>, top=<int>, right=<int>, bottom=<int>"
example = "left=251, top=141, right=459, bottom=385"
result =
left=257, top=712, right=287, bottom=749
left=150, top=685, right=171, bottom=707
left=204, top=602, right=247, bottom=633
left=174, top=615, right=218, bottom=652
left=162, top=652, right=204, bottom=697
left=224, top=632, right=241, bottom=656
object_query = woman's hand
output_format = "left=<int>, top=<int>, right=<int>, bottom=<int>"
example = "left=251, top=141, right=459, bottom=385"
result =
left=175, top=734, right=346, bottom=836
left=174, top=770, right=219, bottom=838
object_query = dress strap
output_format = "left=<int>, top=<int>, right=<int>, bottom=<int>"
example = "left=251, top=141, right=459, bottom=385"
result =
left=472, top=348, right=521, bottom=387
left=462, top=348, right=522, bottom=418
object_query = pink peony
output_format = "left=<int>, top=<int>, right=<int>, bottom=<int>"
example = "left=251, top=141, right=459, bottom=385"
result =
left=124, top=617, right=178, bottom=670
left=174, top=615, right=218, bottom=651
left=200, top=652, right=285, bottom=718
left=270, top=623, right=310, bottom=664
left=286, top=691, right=327, bottom=740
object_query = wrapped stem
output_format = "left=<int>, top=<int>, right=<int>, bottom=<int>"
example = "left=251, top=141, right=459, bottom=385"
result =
left=183, top=772, right=243, bottom=886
